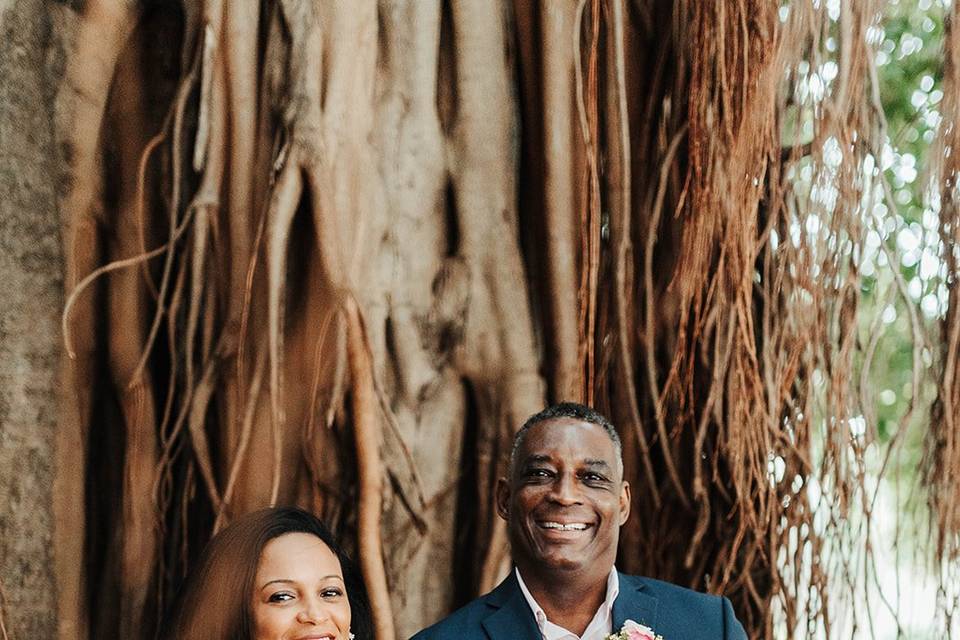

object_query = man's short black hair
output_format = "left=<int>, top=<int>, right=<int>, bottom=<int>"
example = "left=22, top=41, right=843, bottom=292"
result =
left=509, top=402, right=623, bottom=476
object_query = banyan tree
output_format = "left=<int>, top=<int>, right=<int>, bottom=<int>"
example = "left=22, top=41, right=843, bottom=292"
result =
left=0, top=0, right=958, bottom=638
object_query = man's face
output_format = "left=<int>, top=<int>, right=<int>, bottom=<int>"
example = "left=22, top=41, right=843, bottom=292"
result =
left=497, top=417, right=630, bottom=580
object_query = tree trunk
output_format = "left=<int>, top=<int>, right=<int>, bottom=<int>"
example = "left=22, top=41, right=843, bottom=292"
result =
left=0, top=1, right=68, bottom=637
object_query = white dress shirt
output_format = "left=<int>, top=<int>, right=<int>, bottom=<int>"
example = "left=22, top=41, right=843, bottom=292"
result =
left=515, top=566, right=620, bottom=640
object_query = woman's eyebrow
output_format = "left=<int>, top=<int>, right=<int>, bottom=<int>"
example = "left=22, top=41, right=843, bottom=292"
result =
left=260, top=575, right=343, bottom=589
left=260, top=578, right=296, bottom=589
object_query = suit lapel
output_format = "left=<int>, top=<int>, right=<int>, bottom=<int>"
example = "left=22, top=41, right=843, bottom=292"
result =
left=481, top=572, right=542, bottom=640
left=478, top=570, right=660, bottom=639
left=612, top=572, right=660, bottom=633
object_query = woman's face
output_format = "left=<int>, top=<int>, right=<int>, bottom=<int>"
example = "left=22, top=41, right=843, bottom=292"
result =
left=252, top=532, right=352, bottom=640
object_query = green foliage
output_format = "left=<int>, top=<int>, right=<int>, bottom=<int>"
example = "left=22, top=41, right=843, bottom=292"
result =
left=860, top=0, right=947, bottom=478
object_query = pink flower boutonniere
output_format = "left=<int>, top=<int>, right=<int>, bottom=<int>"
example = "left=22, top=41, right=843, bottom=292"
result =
left=605, top=619, right=664, bottom=640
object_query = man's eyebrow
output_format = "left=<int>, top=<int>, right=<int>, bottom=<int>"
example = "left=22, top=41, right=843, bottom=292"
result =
left=582, top=459, right=612, bottom=471
left=521, top=454, right=553, bottom=466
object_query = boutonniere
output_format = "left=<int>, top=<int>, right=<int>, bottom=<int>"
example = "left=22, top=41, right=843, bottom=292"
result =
left=605, top=618, right=664, bottom=640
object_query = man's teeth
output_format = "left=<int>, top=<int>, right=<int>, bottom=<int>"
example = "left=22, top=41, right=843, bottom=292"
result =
left=541, top=522, right=588, bottom=531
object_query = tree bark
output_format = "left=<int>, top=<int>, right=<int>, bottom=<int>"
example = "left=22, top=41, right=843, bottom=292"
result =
left=0, top=1, right=68, bottom=637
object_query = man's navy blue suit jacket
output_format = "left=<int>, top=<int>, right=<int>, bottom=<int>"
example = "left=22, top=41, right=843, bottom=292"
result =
left=410, top=571, right=747, bottom=640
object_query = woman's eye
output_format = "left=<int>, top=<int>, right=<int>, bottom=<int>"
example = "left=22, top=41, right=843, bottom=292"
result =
left=267, top=592, right=295, bottom=603
left=321, top=587, right=344, bottom=599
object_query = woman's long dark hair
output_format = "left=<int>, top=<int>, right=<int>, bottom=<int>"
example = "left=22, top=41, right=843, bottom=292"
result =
left=163, top=507, right=373, bottom=640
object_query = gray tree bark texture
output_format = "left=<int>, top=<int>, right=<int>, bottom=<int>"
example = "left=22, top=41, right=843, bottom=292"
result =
left=0, top=0, right=67, bottom=637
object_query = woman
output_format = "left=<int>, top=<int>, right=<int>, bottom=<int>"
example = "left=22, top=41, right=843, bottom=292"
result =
left=164, top=507, right=374, bottom=640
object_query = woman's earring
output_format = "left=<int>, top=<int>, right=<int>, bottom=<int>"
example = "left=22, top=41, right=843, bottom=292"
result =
left=349, top=633, right=355, bottom=640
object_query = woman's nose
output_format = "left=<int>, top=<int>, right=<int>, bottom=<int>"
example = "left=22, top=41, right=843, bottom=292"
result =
left=295, top=597, right=328, bottom=624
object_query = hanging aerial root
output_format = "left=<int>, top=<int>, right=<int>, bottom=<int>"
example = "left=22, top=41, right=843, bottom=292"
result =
left=130, top=57, right=201, bottom=385
left=154, top=257, right=186, bottom=531
left=188, top=347, right=224, bottom=510
left=236, top=156, right=273, bottom=435
left=265, top=149, right=304, bottom=506
left=59, top=0, right=141, bottom=258
left=215, top=349, right=267, bottom=532
left=644, top=125, right=691, bottom=508
left=305, top=309, right=341, bottom=439
left=134, top=131, right=165, bottom=298
left=193, top=0, right=226, bottom=171
left=538, top=0, right=583, bottom=401
left=605, top=0, right=660, bottom=507
left=573, top=0, right=602, bottom=401
left=223, top=0, right=260, bottom=319
left=54, top=5, right=132, bottom=621
left=345, top=295, right=396, bottom=640
left=180, top=41, right=228, bottom=458
left=61, top=209, right=196, bottom=359
left=450, top=0, right=547, bottom=594
left=927, top=3, right=960, bottom=567
left=478, top=453, right=509, bottom=592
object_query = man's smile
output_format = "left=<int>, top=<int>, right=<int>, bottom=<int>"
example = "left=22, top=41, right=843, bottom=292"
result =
left=533, top=517, right=598, bottom=543
left=538, top=521, right=590, bottom=531
left=534, top=520, right=595, bottom=540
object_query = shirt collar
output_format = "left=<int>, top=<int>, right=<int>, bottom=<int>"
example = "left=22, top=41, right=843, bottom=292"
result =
left=514, top=566, right=620, bottom=640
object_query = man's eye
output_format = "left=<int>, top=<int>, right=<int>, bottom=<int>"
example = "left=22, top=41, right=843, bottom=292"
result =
left=582, top=472, right=608, bottom=483
left=268, top=592, right=295, bottom=603
left=526, top=468, right=552, bottom=478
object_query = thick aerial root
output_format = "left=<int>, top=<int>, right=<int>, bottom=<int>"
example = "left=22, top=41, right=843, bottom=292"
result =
left=573, top=0, right=602, bottom=401
left=447, top=0, right=545, bottom=592
left=55, top=6, right=138, bottom=631
left=117, top=381, right=159, bottom=639
left=539, top=0, right=583, bottom=402
left=345, top=296, right=395, bottom=640
left=265, top=150, right=304, bottom=505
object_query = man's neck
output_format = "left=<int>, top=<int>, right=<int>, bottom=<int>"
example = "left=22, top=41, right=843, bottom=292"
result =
left=516, top=564, right=612, bottom=637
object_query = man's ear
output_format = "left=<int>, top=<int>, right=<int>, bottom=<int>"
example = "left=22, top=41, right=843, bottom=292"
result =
left=619, top=481, right=631, bottom=526
left=495, top=477, right=511, bottom=521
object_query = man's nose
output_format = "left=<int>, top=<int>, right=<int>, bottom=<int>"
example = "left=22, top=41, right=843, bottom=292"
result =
left=548, top=472, right=581, bottom=505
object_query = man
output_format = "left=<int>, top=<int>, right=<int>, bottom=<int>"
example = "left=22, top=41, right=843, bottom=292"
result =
left=412, top=402, right=747, bottom=640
